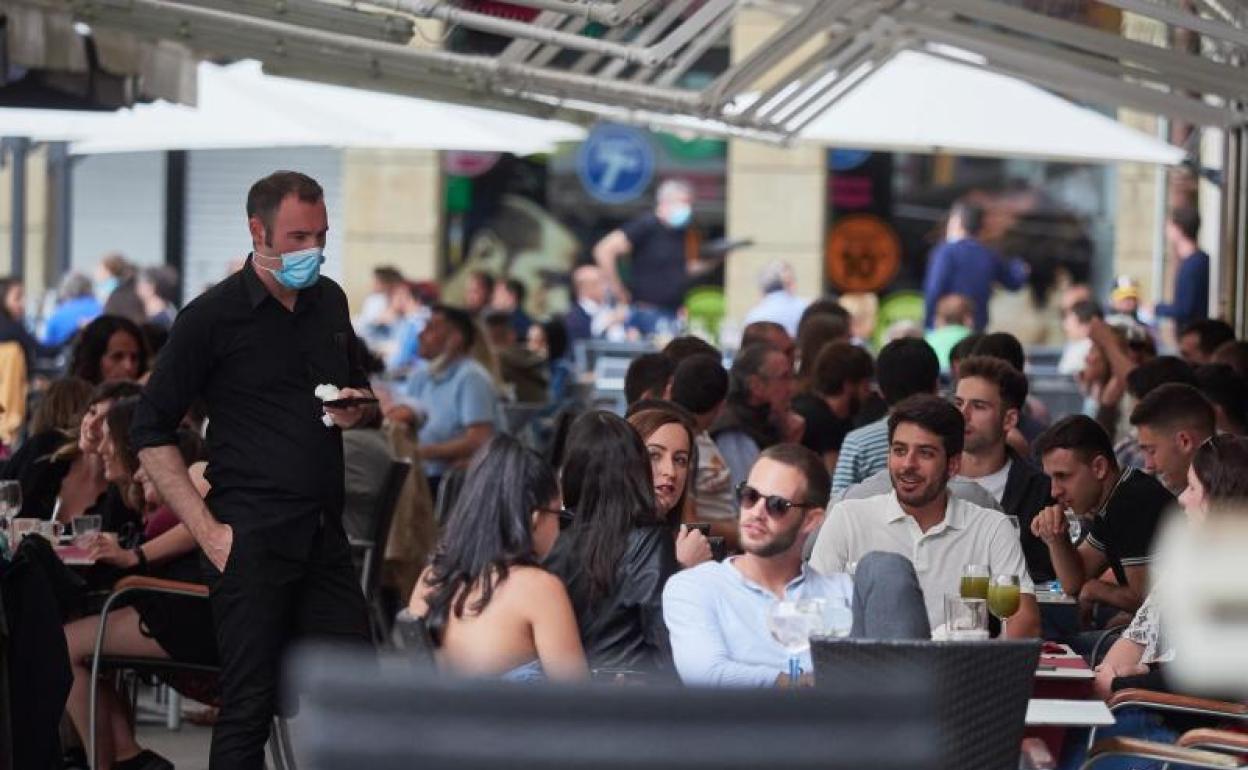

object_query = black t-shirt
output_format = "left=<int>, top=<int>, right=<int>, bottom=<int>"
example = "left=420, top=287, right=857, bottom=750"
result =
left=791, top=393, right=852, bottom=456
left=619, top=213, right=689, bottom=312
left=1086, top=468, right=1173, bottom=582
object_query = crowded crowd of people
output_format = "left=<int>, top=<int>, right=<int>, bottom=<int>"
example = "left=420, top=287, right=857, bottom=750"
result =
left=0, top=171, right=1246, bottom=770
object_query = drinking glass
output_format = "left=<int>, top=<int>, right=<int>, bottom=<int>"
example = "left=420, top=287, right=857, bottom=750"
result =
left=988, top=574, right=1022, bottom=637
left=944, top=594, right=989, bottom=640
left=960, top=564, right=990, bottom=600
left=813, top=596, right=853, bottom=639
left=1063, top=507, right=1084, bottom=544
left=0, top=480, right=21, bottom=531
left=73, top=515, right=103, bottom=545
left=767, top=599, right=823, bottom=685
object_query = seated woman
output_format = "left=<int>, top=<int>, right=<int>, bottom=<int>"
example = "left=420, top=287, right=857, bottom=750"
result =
left=66, top=314, right=148, bottom=385
left=62, top=396, right=216, bottom=770
left=626, top=405, right=712, bottom=569
left=545, top=411, right=679, bottom=675
left=407, top=434, right=588, bottom=682
left=6, top=379, right=142, bottom=527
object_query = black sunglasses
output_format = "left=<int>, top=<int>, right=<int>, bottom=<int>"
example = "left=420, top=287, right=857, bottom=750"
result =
left=735, top=482, right=818, bottom=518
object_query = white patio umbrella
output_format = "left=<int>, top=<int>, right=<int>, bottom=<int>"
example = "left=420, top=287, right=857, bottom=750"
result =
left=3, top=60, right=585, bottom=155
left=794, top=50, right=1185, bottom=165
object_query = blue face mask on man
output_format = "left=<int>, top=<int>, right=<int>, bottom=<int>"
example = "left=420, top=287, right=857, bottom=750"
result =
left=258, top=246, right=324, bottom=290
left=664, top=203, right=692, bottom=229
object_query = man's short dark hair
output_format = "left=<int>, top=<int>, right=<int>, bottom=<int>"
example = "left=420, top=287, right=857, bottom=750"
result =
left=1170, top=206, right=1200, bottom=241
left=887, top=394, right=965, bottom=458
left=877, top=338, right=939, bottom=406
left=811, top=342, right=873, bottom=397
left=246, top=171, right=323, bottom=242
left=956, top=355, right=1029, bottom=411
left=1180, top=319, right=1235, bottom=357
left=1067, top=299, right=1103, bottom=324
left=727, top=343, right=779, bottom=402
left=1213, top=339, right=1248, bottom=379
left=758, top=443, right=831, bottom=509
left=662, top=335, right=720, bottom=364
left=373, top=266, right=403, bottom=286
left=798, top=298, right=850, bottom=332
left=1129, top=383, right=1216, bottom=436
left=1194, top=364, right=1248, bottom=432
left=796, top=314, right=850, bottom=379
left=1033, top=415, right=1118, bottom=468
left=971, top=332, right=1025, bottom=373
left=432, top=304, right=477, bottom=349
left=625, top=353, right=676, bottom=406
left=670, top=353, right=729, bottom=416
left=949, top=333, right=985, bottom=367
left=952, top=200, right=985, bottom=235
left=741, top=321, right=788, bottom=349
left=1125, top=356, right=1196, bottom=400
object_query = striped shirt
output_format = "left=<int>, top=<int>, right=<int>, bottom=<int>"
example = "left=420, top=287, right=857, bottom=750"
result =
left=831, top=416, right=890, bottom=493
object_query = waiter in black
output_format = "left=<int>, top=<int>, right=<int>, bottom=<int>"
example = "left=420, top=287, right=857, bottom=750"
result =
left=132, top=171, right=373, bottom=769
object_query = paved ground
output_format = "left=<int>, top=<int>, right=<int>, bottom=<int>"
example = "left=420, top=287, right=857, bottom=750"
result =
left=137, top=721, right=212, bottom=770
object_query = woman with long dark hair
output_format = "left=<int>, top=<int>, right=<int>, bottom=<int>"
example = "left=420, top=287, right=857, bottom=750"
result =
left=408, top=434, right=587, bottom=681
left=67, top=315, right=147, bottom=384
left=546, top=410, right=678, bottom=674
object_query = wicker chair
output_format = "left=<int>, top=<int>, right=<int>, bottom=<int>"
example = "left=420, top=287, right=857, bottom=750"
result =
left=348, top=458, right=413, bottom=643
left=1081, top=726, right=1248, bottom=769
left=1082, top=687, right=1248, bottom=762
left=811, top=637, right=1042, bottom=770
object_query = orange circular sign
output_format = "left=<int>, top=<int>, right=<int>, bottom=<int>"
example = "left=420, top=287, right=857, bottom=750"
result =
left=825, top=214, right=902, bottom=293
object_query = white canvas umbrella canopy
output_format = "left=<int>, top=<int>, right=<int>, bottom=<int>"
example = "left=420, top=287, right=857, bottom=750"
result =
left=793, top=50, right=1185, bottom=165
left=4, top=60, right=584, bottom=154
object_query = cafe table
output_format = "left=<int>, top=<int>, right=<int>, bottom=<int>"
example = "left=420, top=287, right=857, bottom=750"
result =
left=1025, top=642, right=1108, bottom=762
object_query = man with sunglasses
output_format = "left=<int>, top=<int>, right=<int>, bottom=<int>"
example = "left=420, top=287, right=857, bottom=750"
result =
left=662, top=444, right=929, bottom=686
left=810, top=395, right=1040, bottom=637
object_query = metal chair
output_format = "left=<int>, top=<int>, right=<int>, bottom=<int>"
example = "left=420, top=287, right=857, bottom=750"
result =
left=1081, top=727, right=1248, bottom=769
left=1085, top=687, right=1248, bottom=757
left=348, top=459, right=413, bottom=644
left=811, top=637, right=1042, bottom=770
left=88, top=575, right=297, bottom=770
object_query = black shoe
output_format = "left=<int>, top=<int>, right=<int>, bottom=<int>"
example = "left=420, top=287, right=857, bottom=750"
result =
left=112, top=749, right=174, bottom=770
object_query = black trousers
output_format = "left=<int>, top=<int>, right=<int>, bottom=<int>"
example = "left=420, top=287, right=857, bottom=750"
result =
left=203, top=513, right=369, bottom=769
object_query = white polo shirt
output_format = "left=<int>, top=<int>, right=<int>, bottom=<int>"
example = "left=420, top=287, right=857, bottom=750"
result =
left=808, top=491, right=1034, bottom=629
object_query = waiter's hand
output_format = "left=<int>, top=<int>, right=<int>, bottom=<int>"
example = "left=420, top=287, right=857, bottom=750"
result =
left=204, top=521, right=234, bottom=573
left=323, top=386, right=373, bottom=429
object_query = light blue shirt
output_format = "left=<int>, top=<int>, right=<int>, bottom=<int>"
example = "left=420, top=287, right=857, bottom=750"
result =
left=662, top=558, right=853, bottom=687
left=831, top=416, right=890, bottom=493
left=399, top=355, right=499, bottom=478
left=743, top=290, right=810, bottom=337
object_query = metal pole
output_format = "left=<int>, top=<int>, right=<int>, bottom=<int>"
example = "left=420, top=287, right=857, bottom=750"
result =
left=1151, top=116, right=1169, bottom=314
left=3, top=137, right=29, bottom=279
left=47, top=142, right=73, bottom=278
left=164, top=151, right=187, bottom=303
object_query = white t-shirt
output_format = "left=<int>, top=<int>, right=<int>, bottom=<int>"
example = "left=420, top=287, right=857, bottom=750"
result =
left=956, top=459, right=1012, bottom=505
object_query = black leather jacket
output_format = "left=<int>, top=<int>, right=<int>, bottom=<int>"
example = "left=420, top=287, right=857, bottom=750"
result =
left=545, top=524, right=677, bottom=674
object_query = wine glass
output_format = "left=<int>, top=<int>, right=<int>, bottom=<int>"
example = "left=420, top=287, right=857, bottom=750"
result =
left=0, top=481, right=21, bottom=532
left=1063, top=507, right=1084, bottom=544
left=960, top=564, right=989, bottom=600
left=813, top=596, right=853, bottom=639
left=987, top=574, right=1022, bottom=637
left=767, top=599, right=823, bottom=685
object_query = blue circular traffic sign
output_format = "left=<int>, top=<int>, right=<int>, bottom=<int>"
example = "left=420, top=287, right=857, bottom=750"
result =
left=576, top=124, right=655, bottom=204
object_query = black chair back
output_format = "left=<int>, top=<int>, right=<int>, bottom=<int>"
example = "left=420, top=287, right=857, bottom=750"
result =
left=812, top=638, right=1040, bottom=770
left=291, top=644, right=939, bottom=770
left=363, top=459, right=412, bottom=603
left=391, top=609, right=437, bottom=668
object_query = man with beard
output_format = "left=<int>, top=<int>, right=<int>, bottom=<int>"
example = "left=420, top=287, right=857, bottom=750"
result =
left=810, top=395, right=1040, bottom=636
left=953, top=356, right=1054, bottom=583
left=663, top=444, right=929, bottom=686
left=1031, top=415, right=1174, bottom=622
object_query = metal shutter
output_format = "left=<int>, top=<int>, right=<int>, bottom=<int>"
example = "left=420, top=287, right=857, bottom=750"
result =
left=184, top=147, right=343, bottom=304
left=70, top=151, right=166, bottom=273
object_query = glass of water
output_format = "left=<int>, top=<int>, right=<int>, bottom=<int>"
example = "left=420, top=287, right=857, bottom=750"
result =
left=1063, top=508, right=1084, bottom=544
left=0, top=481, right=21, bottom=531
left=73, top=514, right=103, bottom=545
left=767, top=599, right=824, bottom=685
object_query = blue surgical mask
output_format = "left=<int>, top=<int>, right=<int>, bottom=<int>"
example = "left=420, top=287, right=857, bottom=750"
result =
left=94, top=276, right=119, bottom=301
left=257, top=246, right=324, bottom=290
left=665, top=204, right=692, bottom=229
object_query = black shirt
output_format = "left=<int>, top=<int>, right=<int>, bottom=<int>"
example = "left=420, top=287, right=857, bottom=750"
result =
left=790, top=392, right=851, bottom=456
left=130, top=259, right=368, bottom=531
left=1086, top=468, right=1173, bottom=583
left=619, top=213, right=689, bottom=312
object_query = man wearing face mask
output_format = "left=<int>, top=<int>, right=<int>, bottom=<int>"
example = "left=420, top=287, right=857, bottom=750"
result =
left=592, top=178, right=718, bottom=335
left=132, top=171, right=374, bottom=769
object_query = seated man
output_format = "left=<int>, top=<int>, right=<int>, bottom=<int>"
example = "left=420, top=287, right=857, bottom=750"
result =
left=669, top=353, right=737, bottom=545
left=1030, top=415, right=1173, bottom=622
left=810, top=395, right=1041, bottom=637
left=1129, top=383, right=1215, bottom=494
left=624, top=352, right=675, bottom=407
left=710, top=343, right=802, bottom=488
left=664, top=444, right=928, bottom=687
left=388, top=304, right=498, bottom=496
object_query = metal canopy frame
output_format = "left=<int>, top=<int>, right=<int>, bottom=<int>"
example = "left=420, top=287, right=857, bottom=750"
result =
left=2, top=0, right=1242, bottom=138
